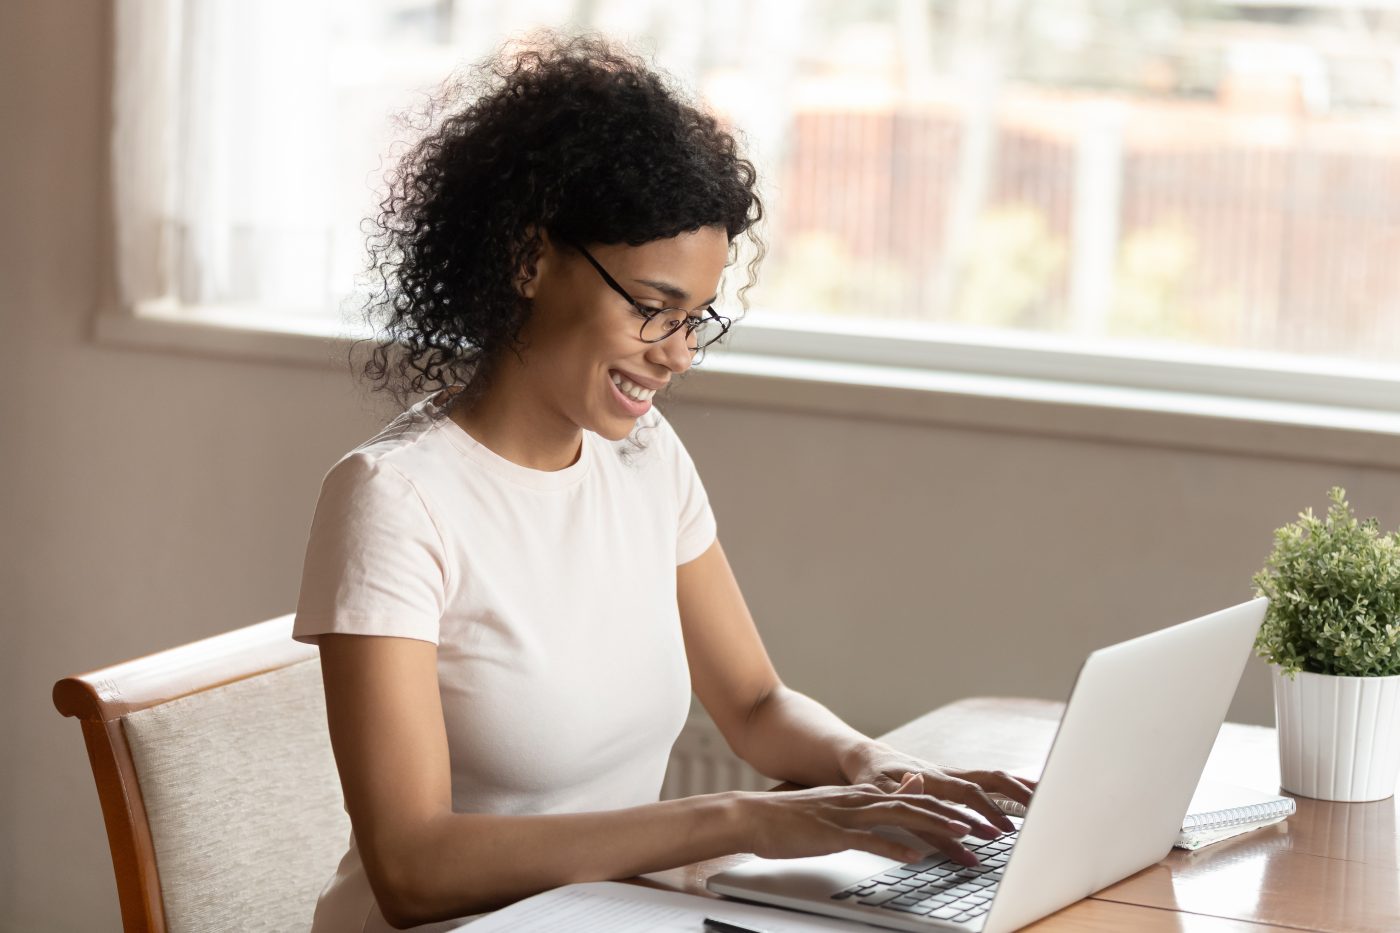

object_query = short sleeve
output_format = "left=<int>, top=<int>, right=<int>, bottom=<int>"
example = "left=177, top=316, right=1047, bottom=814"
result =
left=292, top=453, right=447, bottom=646
left=653, top=414, right=717, bottom=565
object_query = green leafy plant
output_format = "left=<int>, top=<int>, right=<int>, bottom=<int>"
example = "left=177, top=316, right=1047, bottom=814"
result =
left=1253, top=487, right=1400, bottom=677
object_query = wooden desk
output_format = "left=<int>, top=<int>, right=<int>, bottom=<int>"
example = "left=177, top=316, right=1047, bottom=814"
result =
left=642, top=697, right=1400, bottom=932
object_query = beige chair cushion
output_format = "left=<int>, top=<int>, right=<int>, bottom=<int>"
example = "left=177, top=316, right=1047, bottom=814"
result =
left=123, top=658, right=349, bottom=933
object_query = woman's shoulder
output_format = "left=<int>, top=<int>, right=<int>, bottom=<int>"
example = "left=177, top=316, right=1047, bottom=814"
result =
left=597, top=406, right=706, bottom=483
left=319, top=402, right=456, bottom=494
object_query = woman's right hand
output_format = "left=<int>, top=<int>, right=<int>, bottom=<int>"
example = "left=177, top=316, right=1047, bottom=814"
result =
left=735, top=773, right=1006, bottom=866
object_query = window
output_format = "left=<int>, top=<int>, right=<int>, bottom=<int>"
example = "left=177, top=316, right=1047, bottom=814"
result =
left=112, top=1, right=1400, bottom=408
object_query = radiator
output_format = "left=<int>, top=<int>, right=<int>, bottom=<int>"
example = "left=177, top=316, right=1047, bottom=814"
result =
left=662, top=713, right=774, bottom=799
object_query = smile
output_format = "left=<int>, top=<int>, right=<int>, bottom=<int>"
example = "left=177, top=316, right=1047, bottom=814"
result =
left=610, top=371, right=658, bottom=402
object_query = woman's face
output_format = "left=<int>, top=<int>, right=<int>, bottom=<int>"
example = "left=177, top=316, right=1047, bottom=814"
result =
left=515, top=225, right=731, bottom=442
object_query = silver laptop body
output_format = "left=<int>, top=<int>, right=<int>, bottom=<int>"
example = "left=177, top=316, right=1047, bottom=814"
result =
left=707, top=597, right=1268, bottom=933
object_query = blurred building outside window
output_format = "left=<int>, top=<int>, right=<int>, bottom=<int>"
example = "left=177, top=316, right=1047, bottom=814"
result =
left=112, top=0, right=1400, bottom=408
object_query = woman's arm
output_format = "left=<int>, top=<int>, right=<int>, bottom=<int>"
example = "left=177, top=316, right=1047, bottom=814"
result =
left=677, top=539, right=1034, bottom=829
left=318, top=633, right=744, bottom=927
left=675, top=539, right=864, bottom=786
left=318, top=632, right=979, bottom=928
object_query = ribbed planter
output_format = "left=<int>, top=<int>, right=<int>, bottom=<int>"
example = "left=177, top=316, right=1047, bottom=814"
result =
left=1273, top=667, right=1400, bottom=802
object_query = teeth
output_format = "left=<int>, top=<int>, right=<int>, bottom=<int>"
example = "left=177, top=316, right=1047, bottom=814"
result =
left=610, top=371, right=656, bottom=402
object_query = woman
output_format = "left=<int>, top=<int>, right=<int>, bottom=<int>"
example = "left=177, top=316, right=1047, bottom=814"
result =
left=293, top=34, right=1035, bottom=932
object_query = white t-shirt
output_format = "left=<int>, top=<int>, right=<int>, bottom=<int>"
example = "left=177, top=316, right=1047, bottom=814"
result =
left=292, top=394, right=716, bottom=932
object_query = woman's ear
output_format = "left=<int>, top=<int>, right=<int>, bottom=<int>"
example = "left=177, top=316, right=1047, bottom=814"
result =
left=516, top=226, right=554, bottom=299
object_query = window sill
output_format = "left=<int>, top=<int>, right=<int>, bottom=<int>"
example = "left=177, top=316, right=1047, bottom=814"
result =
left=690, top=350, right=1400, bottom=470
left=93, top=307, right=1400, bottom=469
left=93, top=303, right=370, bottom=367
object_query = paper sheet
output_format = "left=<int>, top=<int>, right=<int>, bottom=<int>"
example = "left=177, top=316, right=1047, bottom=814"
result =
left=462, top=880, right=884, bottom=931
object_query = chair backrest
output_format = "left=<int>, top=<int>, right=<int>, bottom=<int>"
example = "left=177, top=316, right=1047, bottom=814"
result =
left=53, top=616, right=350, bottom=933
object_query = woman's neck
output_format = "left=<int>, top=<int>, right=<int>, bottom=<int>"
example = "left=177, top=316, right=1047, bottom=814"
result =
left=441, top=378, right=583, bottom=473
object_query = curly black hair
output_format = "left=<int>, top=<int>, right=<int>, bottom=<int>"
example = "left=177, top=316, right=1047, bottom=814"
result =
left=356, top=32, right=766, bottom=415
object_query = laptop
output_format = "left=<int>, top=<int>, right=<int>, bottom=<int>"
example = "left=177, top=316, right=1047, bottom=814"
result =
left=707, top=597, right=1268, bottom=933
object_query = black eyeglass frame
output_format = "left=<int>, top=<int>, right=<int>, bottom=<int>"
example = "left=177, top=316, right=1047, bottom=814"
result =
left=566, top=240, right=732, bottom=361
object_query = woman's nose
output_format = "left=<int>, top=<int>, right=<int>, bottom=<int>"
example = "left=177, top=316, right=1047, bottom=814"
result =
left=647, top=328, right=694, bottom=374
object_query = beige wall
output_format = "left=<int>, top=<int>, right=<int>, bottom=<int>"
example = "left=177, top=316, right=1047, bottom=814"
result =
left=4, top=3, right=1398, bottom=931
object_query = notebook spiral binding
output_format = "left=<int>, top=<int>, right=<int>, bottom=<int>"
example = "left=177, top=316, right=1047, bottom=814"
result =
left=1180, top=798, right=1295, bottom=832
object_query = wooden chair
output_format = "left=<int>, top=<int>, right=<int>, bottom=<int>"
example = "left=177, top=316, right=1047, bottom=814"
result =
left=53, top=615, right=350, bottom=932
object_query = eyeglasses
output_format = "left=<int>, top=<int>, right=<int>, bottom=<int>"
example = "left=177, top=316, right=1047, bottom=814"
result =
left=568, top=241, right=731, bottom=364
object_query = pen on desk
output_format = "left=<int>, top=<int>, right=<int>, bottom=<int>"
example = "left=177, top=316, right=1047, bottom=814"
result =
left=703, top=917, right=772, bottom=933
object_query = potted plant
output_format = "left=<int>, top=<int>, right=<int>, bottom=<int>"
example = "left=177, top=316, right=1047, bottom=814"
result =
left=1253, top=487, right=1400, bottom=801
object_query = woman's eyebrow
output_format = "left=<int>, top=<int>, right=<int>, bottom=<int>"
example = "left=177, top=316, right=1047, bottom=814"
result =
left=630, top=277, right=718, bottom=307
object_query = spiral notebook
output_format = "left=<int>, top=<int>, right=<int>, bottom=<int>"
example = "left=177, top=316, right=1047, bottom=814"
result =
left=1174, top=781, right=1296, bottom=849
left=995, top=780, right=1294, bottom=851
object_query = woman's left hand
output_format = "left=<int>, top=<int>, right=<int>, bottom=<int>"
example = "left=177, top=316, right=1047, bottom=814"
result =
left=844, top=745, right=1038, bottom=836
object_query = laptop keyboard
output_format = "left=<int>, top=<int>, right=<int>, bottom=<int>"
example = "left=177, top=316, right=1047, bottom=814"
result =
left=831, top=824, right=1020, bottom=924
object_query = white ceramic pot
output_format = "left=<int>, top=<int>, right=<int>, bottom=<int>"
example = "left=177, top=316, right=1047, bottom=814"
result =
left=1273, top=667, right=1400, bottom=801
